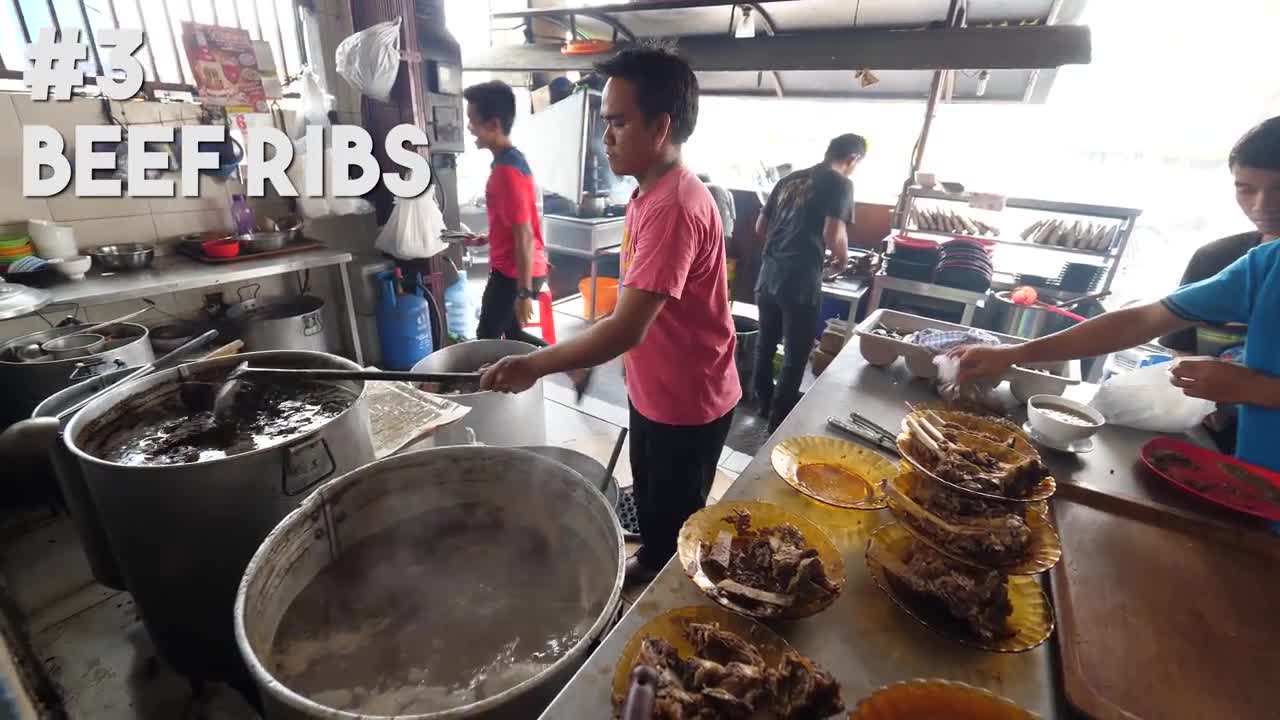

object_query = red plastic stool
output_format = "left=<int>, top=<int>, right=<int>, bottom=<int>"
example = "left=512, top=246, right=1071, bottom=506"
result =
left=526, top=288, right=557, bottom=344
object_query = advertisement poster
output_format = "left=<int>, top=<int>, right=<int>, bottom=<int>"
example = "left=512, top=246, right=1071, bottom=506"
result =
left=181, top=22, right=269, bottom=112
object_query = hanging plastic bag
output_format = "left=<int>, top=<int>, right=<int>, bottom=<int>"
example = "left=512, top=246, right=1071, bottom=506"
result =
left=375, top=177, right=446, bottom=259
left=295, top=67, right=333, bottom=137
left=1089, top=364, right=1215, bottom=433
left=287, top=137, right=375, bottom=219
left=335, top=18, right=402, bottom=104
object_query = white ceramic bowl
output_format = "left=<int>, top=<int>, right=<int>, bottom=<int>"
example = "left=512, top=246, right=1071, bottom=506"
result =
left=47, top=254, right=91, bottom=280
left=1027, top=394, right=1104, bottom=445
left=28, top=220, right=78, bottom=259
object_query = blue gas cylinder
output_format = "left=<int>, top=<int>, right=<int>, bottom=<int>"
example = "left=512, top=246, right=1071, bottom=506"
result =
left=375, top=269, right=433, bottom=370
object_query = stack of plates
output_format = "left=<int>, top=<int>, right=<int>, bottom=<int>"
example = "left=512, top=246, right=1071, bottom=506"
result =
left=1058, top=262, right=1105, bottom=293
left=886, top=236, right=940, bottom=282
left=935, top=238, right=993, bottom=292
left=0, top=234, right=34, bottom=273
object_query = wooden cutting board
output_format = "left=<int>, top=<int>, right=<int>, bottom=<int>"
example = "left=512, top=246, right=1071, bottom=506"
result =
left=1051, top=499, right=1280, bottom=720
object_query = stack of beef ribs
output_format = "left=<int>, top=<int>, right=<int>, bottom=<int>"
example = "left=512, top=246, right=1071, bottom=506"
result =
left=615, top=622, right=844, bottom=719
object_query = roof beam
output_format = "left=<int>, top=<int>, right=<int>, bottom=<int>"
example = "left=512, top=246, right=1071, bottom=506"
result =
left=492, top=0, right=803, bottom=19
left=464, top=25, right=1092, bottom=73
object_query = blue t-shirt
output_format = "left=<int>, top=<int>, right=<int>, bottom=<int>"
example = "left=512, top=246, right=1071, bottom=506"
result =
left=1162, top=241, right=1280, bottom=472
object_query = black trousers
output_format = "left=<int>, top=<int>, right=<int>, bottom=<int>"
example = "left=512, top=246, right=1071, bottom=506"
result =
left=476, top=271, right=547, bottom=347
left=630, top=403, right=735, bottom=570
left=752, top=293, right=818, bottom=430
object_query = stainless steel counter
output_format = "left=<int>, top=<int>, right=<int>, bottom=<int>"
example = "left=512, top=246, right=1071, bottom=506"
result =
left=541, top=338, right=1068, bottom=718
left=46, top=249, right=352, bottom=306
left=39, top=249, right=364, bottom=365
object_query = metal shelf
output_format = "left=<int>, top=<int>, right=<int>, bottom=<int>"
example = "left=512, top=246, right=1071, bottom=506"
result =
left=899, top=229, right=1117, bottom=259
left=899, top=187, right=1142, bottom=295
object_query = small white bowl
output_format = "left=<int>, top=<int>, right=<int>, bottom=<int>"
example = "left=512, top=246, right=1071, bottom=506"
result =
left=1027, top=394, right=1104, bottom=446
left=47, top=254, right=91, bottom=280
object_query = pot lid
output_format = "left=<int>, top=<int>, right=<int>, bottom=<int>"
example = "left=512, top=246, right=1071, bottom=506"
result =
left=0, top=280, right=51, bottom=320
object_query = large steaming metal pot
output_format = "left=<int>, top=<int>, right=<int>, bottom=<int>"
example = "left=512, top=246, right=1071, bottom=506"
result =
left=411, top=339, right=546, bottom=447
left=62, top=351, right=376, bottom=680
left=236, top=445, right=625, bottom=720
left=0, top=322, right=154, bottom=428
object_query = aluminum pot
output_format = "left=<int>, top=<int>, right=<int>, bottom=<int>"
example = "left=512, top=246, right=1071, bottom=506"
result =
left=987, top=290, right=1078, bottom=340
left=235, top=445, right=624, bottom=720
left=228, top=294, right=328, bottom=353
left=31, top=367, right=136, bottom=590
left=0, top=322, right=154, bottom=428
left=520, top=444, right=619, bottom=506
left=411, top=340, right=545, bottom=447
left=62, top=350, right=375, bottom=680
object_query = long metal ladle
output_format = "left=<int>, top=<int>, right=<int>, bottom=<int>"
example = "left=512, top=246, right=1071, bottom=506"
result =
left=210, top=363, right=485, bottom=425
left=0, top=329, right=219, bottom=457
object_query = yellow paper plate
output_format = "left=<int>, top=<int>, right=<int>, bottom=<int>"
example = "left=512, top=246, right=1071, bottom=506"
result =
left=865, top=523, right=1054, bottom=653
left=896, top=432, right=1056, bottom=504
left=906, top=408, right=1039, bottom=459
left=886, top=472, right=1062, bottom=575
left=677, top=500, right=846, bottom=619
left=610, top=605, right=792, bottom=705
left=772, top=435, right=897, bottom=509
left=849, top=679, right=1039, bottom=719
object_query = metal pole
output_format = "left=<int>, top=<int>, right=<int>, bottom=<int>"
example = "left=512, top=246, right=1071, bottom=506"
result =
left=76, top=0, right=105, bottom=75
left=271, top=0, right=290, bottom=77
left=159, top=0, right=187, bottom=84
left=44, top=0, right=61, bottom=34
left=10, top=0, right=30, bottom=43
left=131, top=0, right=161, bottom=82
left=248, top=0, right=265, bottom=40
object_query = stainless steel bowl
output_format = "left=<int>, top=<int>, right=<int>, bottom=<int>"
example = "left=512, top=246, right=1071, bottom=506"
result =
left=236, top=231, right=289, bottom=254
left=92, top=243, right=155, bottom=271
left=41, top=333, right=107, bottom=359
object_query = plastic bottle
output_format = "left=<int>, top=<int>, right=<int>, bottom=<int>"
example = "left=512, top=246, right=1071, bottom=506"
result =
left=231, top=194, right=256, bottom=235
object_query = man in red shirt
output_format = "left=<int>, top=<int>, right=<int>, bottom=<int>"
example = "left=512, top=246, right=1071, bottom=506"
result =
left=463, top=80, right=550, bottom=345
left=481, top=49, right=741, bottom=581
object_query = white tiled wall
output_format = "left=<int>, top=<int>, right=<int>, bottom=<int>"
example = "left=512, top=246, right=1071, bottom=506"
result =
left=0, top=93, right=377, bottom=346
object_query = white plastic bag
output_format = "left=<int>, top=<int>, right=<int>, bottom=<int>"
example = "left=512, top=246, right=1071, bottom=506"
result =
left=335, top=18, right=402, bottom=104
left=295, top=67, right=333, bottom=136
left=1089, top=364, right=1215, bottom=433
left=286, top=138, right=375, bottom=219
left=375, top=182, right=446, bottom=259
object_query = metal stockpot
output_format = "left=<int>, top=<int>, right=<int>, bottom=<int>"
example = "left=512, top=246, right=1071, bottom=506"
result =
left=235, top=445, right=624, bottom=720
left=0, top=322, right=154, bottom=428
left=411, top=340, right=546, bottom=447
left=62, top=351, right=375, bottom=680
left=31, top=367, right=136, bottom=590
left=987, top=290, right=1078, bottom=340
left=228, top=292, right=328, bottom=353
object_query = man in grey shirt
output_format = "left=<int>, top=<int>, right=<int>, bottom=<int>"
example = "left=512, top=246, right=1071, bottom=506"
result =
left=699, top=173, right=737, bottom=242
left=752, top=134, right=865, bottom=430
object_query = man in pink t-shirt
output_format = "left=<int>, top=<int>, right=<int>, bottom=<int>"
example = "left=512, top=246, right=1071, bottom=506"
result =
left=481, top=48, right=740, bottom=580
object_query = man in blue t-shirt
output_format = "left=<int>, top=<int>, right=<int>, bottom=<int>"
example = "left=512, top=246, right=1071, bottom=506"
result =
left=955, top=118, right=1280, bottom=472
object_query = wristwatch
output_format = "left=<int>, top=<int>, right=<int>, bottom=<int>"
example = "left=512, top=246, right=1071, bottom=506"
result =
left=517, top=288, right=536, bottom=300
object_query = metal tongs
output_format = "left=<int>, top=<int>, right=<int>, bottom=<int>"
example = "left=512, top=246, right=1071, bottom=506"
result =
left=826, top=411, right=900, bottom=457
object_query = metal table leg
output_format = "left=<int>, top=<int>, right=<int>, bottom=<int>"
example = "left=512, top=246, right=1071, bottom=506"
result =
left=588, top=258, right=599, bottom=322
left=337, top=262, right=364, bottom=366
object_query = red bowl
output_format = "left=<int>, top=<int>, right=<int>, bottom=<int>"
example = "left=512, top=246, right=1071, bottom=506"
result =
left=202, top=238, right=241, bottom=258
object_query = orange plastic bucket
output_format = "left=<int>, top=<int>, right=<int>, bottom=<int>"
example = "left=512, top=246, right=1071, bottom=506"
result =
left=579, top=277, right=620, bottom=317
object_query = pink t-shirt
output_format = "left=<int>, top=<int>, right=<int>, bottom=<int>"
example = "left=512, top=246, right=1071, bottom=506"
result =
left=621, top=166, right=741, bottom=426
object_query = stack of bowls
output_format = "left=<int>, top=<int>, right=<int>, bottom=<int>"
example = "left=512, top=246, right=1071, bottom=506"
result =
left=28, top=220, right=78, bottom=259
left=0, top=234, right=35, bottom=273
left=885, top=236, right=941, bottom=282
left=935, top=238, right=994, bottom=292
